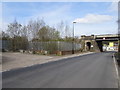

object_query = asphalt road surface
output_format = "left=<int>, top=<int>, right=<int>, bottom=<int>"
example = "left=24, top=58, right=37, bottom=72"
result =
left=2, top=52, right=118, bottom=88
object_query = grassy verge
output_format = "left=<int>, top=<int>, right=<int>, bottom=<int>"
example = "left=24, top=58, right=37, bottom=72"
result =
left=115, top=52, right=120, bottom=60
left=115, top=52, right=120, bottom=66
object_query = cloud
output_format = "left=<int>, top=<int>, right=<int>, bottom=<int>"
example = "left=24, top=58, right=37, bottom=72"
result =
left=108, top=2, right=118, bottom=12
left=73, top=14, right=113, bottom=24
left=20, top=4, right=73, bottom=26
left=2, top=3, right=73, bottom=31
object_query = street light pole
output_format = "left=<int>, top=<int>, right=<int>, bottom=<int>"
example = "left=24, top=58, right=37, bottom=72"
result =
left=72, top=21, right=76, bottom=54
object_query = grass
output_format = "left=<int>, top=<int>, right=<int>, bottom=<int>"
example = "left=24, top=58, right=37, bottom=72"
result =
left=114, top=52, right=120, bottom=67
left=114, top=52, right=120, bottom=60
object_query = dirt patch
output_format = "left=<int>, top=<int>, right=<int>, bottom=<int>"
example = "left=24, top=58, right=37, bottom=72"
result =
left=2, top=52, right=59, bottom=71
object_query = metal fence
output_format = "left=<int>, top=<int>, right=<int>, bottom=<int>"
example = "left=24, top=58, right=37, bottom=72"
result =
left=1, top=40, right=81, bottom=53
left=1, top=40, right=12, bottom=51
left=28, top=41, right=81, bottom=52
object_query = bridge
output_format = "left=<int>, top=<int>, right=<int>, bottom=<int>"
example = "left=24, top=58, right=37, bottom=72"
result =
left=80, top=34, right=119, bottom=52
left=95, top=34, right=119, bottom=41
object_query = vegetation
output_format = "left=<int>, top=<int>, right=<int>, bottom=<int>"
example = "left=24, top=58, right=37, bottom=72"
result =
left=1, top=18, right=80, bottom=53
left=37, top=26, right=60, bottom=41
left=118, top=40, right=120, bottom=53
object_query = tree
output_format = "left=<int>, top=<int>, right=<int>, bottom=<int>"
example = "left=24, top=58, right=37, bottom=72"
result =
left=37, top=26, right=60, bottom=41
left=37, top=26, right=49, bottom=41
left=48, top=26, right=60, bottom=40
left=6, top=19, right=29, bottom=51
left=7, top=19, right=22, bottom=38
left=1, top=31, right=10, bottom=40
left=64, top=23, right=72, bottom=40
left=56, top=21, right=65, bottom=38
left=27, top=18, right=45, bottom=40
left=56, top=21, right=72, bottom=39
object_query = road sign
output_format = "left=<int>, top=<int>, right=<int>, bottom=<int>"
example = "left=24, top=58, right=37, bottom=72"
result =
left=109, top=42, right=114, bottom=47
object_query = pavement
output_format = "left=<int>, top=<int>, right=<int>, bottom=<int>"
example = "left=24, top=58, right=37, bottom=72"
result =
left=2, top=52, right=119, bottom=88
left=2, top=52, right=92, bottom=72
left=2, top=52, right=57, bottom=72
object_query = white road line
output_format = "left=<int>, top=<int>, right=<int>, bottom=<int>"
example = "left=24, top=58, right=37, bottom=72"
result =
left=113, top=54, right=119, bottom=83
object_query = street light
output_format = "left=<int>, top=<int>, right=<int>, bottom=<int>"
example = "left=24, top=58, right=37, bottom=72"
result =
left=72, top=21, right=76, bottom=54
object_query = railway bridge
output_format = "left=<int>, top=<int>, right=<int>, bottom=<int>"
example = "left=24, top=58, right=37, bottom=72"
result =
left=80, top=34, right=119, bottom=52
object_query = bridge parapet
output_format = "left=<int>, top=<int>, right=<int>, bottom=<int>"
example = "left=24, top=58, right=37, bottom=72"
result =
left=95, top=34, right=119, bottom=38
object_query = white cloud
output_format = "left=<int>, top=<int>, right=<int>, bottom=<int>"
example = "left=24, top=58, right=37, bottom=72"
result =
left=73, top=14, right=113, bottom=24
left=20, top=4, right=73, bottom=26
left=109, top=2, right=118, bottom=12
left=2, top=3, right=73, bottom=31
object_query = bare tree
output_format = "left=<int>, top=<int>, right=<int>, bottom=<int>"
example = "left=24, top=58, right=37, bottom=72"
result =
left=27, top=18, right=45, bottom=40
left=56, top=21, right=65, bottom=38
left=7, top=19, right=22, bottom=38
left=1, top=31, right=10, bottom=41
left=6, top=19, right=30, bottom=51
left=65, top=23, right=72, bottom=39
left=56, top=21, right=72, bottom=39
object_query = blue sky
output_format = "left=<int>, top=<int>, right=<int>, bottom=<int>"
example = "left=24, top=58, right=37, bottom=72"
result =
left=2, top=2, right=118, bottom=36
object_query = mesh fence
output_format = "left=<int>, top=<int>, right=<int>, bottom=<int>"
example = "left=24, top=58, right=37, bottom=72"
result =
left=1, top=40, right=81, bottom=53
left=1, top=40, right=12, bottom=51
left=28, top=41, right=81, bottom=52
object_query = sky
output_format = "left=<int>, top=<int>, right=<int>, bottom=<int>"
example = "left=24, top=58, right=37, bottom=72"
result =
left=2, top=1, right=118, bottom=36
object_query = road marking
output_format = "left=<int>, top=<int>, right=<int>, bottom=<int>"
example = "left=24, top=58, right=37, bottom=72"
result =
left=113, top=54, right=119, bottom=79
left=113, top=54, right=119, bottom=88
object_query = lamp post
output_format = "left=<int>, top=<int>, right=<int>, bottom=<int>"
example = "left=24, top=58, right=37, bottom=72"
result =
left=72, top=21, right=76, bottom=54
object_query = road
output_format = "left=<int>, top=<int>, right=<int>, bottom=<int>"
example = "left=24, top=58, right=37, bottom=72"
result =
left=2, top=52, right=118, bottom=88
